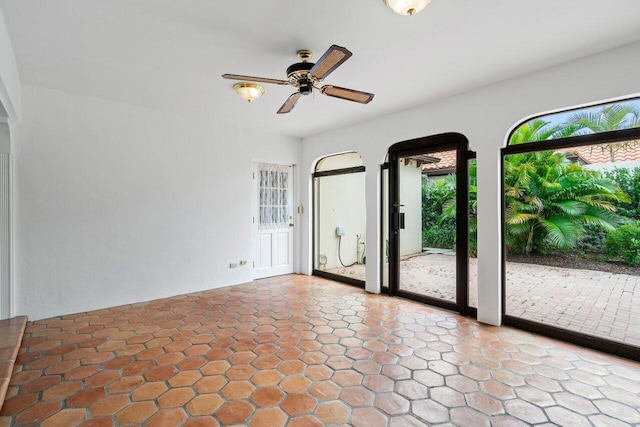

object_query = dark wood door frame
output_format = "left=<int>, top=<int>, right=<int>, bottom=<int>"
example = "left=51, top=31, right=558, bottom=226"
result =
left=312, top=165, right=366, bottom=289
left=388, top=132, right=475, bottom=316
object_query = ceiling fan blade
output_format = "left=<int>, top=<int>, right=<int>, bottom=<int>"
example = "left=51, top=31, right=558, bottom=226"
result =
left=320, top=85, right=374, bottom=104
left=309, top=45, right=353, bottom=80
left=277, top=92, right=302, bottom=114
left=222, top=74, right=289, bottom=85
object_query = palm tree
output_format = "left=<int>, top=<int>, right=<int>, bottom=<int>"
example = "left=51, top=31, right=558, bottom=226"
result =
left=509, top=119, right=582, bottom=145
left=567, top=103, right=640, bottom=161
left=439, top=120, right=630, bottom=255
left=503, top=112, right=633, bottom=254
left=437, top=152, right=627, bottom=255
left=504, top=150, right=629, bottom=254
left=434, top=108, right=634, bottom=255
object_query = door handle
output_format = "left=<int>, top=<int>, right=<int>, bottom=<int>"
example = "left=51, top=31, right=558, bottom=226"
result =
left=392, top=212, right=405, bottom=230
left=289, top=223, right=294, bottom=227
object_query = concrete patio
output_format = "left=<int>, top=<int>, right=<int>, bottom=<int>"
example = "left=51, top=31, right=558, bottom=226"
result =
left=326, top=252, right=640, bottom=347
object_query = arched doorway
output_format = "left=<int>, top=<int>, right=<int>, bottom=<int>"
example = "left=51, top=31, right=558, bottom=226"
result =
left=387, top=133, right=475, bottom=315
left=312, top=152, right=366, bottom=287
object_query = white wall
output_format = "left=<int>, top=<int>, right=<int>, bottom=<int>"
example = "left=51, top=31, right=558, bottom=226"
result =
left=15, top=85, right=301, bottom=320
left=316, top=152, right=363, bottom=171
left=0, top=10, right=20, bottom=320
left=585, top=161, right=640, bottom=172
left=399, top=162, right=423, bottom=256
left=0, top=121, right=10, bottom=320
left=316, top=172, right=366, bottom=269
left=0, top=8, right=20, bottom=121
left=300, top=41, right=640, bottom=325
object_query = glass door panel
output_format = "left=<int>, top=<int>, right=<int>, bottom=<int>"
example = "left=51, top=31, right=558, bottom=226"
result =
left=397, top=151, right=458, bottom=305
left=382, top=167, right=389, bottom=289
left=388, top=134, right=470, bottom=315
left=468, top=158, right=478, bottom=309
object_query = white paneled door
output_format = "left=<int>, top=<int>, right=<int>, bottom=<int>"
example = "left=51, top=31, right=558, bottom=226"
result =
left=254, top=163, right=294, bottom=279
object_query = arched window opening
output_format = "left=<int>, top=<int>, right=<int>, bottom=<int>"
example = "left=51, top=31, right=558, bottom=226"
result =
left=503, top=96, right=640, bottom=361
left=313, top=152, right=366, bottom=287
left=509, top=97, right=640, bottom=146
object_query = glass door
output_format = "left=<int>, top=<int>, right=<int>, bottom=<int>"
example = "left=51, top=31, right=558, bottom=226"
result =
left=388, top=134, right=472, bottom=315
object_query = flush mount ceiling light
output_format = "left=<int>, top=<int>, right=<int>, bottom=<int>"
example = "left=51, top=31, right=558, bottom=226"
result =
left=384, top=0, right=432, bottom=16
left=233, top=82, right=265, bottom=103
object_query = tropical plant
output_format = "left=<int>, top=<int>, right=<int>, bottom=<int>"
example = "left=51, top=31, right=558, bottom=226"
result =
left=434, top=152, right=629, bottom=256
left=422, top=226, right=455, bottom=250
left=508, top=119, right=581, bottom=145
left=421, top=176, right=456, bottom=249
left=424, top=103, right=638, bottom=256
left=421, top=176, right=453, bottom=231
left=606, top=221, right=640, bottom=266
left=439, top=163, right=478, bottom=256
left=604, top=167, right=640, bottom=221
left=504, top=150, right=629, bottom=254
left=421, top=161, right=478, bottom=256
left=577, top=167, right=640, bottom=253
left=567, top=103, right=640, bottom=161
left=424, top=157, right=628, bottom=255
left=501, top=113, right=633, bottom=254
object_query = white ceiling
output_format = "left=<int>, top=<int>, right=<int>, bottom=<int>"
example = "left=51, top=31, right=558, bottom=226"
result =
left=2, top=0, right=640, bottom=138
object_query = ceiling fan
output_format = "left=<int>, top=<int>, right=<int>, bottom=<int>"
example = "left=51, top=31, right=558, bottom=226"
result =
left=222, top=45, right=375, bottom=114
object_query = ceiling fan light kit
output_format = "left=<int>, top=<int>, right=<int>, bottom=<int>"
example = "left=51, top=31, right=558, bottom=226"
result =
left=223, top=45, right=374, bottom=114
left=384, top=0, right=432, bottom=16
left=233, top=82, right=265, bottom=103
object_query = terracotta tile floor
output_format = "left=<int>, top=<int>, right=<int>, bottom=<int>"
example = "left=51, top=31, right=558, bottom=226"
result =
left=333, top=252, right=640, bottom=346
left=2, top=274, right=640, bottom=426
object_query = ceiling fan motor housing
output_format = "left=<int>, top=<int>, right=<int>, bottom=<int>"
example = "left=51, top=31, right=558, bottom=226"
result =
left=299, top=80, right=313, bottom=95
left=286, top=61, right=315, bottom=95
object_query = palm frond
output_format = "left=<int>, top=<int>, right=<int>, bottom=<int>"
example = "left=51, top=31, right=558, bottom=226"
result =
left=580, top=215, right=616, bottom=231
left=540, top=216, right=581, bottom=249
left=583, top=206, right=620, bottom=229
left=506, top=213, right=539, bottom=225
left=553, top=200, right=586, bottom=216
left=442, top=199, right=456, bottom=218
left=506, top=221, right=536, bottom=236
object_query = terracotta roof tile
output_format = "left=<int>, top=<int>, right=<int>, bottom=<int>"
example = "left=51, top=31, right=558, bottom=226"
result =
left=420, top=140, right=640, bottom=174
left=557, top=140, right=640, bottom=164
left=420, top=150, right=457, bottom=173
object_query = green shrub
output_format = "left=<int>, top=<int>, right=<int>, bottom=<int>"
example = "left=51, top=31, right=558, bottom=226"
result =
left=469, top=231, right=477, bottom=257
left=604, top=167, right=640, bottom=221
left=606, top=222, right=640, bottom=266
left=421, top=176, right=457, bottom=250
left=575, top=224, right=608, bottom=252
left=421, top=178, right=454, bottom=231
left=422, top=226, right=456, bottom=250
left=503, top=151, right=629, bottom=255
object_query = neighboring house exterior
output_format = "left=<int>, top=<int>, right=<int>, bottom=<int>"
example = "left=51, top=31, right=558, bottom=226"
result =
left=422, top=140, right=640, bottom=177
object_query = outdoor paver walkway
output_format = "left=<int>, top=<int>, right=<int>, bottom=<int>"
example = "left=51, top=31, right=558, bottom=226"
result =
left=1, top=274, right=640, bottom=426
left=505, top=260, right=640, bottom=346
left=327, top=252, right=640, bottom=347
